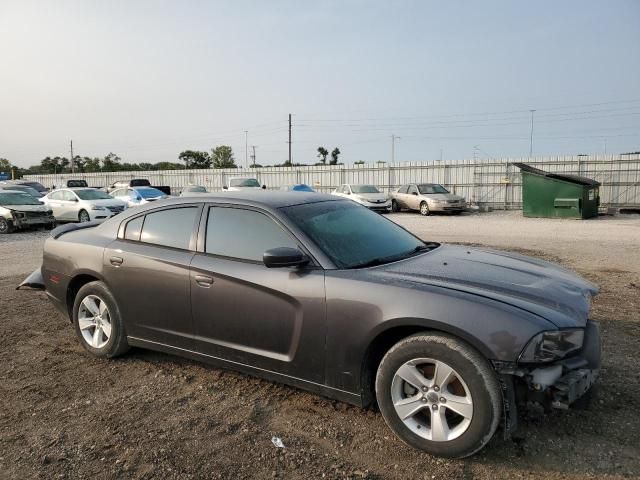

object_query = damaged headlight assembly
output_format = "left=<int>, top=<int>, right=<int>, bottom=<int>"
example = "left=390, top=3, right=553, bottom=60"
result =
left=519, top=329, right=584, bottom=363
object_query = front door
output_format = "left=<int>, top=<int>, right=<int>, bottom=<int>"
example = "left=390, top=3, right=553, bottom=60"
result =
left=190, top=205, right=326, bottom=382
left=104, top=205, right=201, bottom=350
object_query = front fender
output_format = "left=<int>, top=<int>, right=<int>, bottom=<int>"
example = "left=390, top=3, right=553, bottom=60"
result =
left=323, top=273, right=555, bottom=396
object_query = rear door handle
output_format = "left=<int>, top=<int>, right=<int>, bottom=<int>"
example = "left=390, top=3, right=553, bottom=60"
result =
left=110, top=256, right=124, bottom=266
left=194, top=274, right=214, bottom=287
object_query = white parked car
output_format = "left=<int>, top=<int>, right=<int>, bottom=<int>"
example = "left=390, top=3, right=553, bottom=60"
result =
left=331, top=184, right=391, bottom=212
left=110, top=186, right=168, bottom=207
left=42, top=188, right=127, bottom=223
left=180, top=185, right=208, bottom=196
left=223, top=177, right=265, bottom=191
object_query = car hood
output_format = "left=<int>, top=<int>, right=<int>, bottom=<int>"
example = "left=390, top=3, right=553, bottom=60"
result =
left=354, top=192, right=387, bottom=202
left=1, top=204, right=51, bottom=213
left=370, top=245, right=597, bottom=328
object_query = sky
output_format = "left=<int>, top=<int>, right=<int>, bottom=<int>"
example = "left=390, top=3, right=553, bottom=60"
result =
left=1, top=0, right=639, bottom=168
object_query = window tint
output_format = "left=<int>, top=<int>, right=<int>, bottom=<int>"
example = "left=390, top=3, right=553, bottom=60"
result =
left=139, top=207, right=198, bottom=249
left=408, top=185, right=418, bottom=194
left=48, top=191, right=63, bottom=200
left=124, top=216, right=144, bottom=241
left=398, top=185, right=409, bottom=194
left=206, top=207, right=298, bottom=261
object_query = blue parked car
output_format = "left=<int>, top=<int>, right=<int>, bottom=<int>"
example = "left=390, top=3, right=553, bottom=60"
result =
left=280, top=183, right=315, bottom=192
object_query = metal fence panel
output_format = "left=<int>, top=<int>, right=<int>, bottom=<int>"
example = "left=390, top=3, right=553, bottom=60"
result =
left=23, top=154, right=640, bottom=208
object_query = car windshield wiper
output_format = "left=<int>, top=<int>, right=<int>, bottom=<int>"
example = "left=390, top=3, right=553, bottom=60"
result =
left=347, top=243, right=439, bottom=269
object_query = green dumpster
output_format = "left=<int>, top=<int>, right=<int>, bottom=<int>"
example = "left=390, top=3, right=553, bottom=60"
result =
left=513, top=163, right=600, bottom=219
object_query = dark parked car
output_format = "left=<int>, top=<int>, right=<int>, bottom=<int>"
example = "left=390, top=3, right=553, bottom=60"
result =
left=19, top=192, right=601, bottom=457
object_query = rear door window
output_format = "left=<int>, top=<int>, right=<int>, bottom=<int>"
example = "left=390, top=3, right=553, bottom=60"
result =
left=205, top=207, right=298, bottom=262
left=124, top=216, right=144, bottom=241
left=139, top=207, right=198, bottom=250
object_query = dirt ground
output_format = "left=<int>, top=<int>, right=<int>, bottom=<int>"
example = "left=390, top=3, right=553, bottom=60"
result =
left=1, top=211, right=639, bottom=479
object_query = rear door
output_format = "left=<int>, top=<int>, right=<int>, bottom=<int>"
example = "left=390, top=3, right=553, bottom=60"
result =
left=395, top=185, right=409, bottom=208
left=60, top=190, right=79, bottom=220
left=104, top=204, right=202, bottom=349
left=407, top=184, right=420, bottom=210
left=189, top=204, right=326, bottom=382
left=46, top=191, right=65, bottom=219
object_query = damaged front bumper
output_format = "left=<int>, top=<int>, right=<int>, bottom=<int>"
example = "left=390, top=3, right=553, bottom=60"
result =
left=495, top=320, right=601, bottom=434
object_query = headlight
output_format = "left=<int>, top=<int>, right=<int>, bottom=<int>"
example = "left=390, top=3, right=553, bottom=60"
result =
left=519, top=329, right=584, bottom=363
left=90, top=204, right=106, bottom=211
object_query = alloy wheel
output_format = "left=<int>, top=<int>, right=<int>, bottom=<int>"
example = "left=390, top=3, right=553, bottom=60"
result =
left=420, top=203, right=430, bottom=216
left=390, top=358, right=473, bottom=441
left=0, top=218, right=8, bottom=233
left=78, top=295, right=112, bottom=349
left=79, top=210, right=90, bottom=223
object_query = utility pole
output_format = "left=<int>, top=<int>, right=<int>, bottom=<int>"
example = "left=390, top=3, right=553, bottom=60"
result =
left=529, top=109, right=536, bottom=157
left=70, top=139, right=74, bottom=173
left=288, top=114, right=292, bottom=165
left=244, top=130, right=248, bottom=168
left=391, top=134, right=400, bottom=163
left=473, top=145, right=479, bottom=161
left=250, top=145, right=257, bottom=167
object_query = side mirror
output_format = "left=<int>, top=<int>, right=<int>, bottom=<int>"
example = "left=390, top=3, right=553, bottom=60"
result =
left=222, top=185, right=228, bottom=190
left=263, top=247, right=309, bottom=268
left=262, top=184, right=266, bottom=189
left=412, top=192, right=418, bottom=196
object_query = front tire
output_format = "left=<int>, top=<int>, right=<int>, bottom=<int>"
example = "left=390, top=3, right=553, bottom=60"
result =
left=375, top=333, right=502, bottom=458
left=78, top=209, right=90, bottom=223
left=0, top=217, right=14, bottom=234
left=391, top=200, right=401, bottom=212
left=420, top=202, right=430, bottom=216
left=72, top=281, right=129, bottom=358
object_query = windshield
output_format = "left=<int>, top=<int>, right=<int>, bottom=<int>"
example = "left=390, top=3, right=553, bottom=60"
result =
left=230, top=178, right=261, bottom=188
left=418, top=184, right=449, bottom=194
left=351, top=185, right=380, bottom=194
left=20, top=181, right=47, bottom=192
left=75, top=189, right=113, bottom=200
left=136, top=187, right=166, bottom=198
left=282, top=200, right=428, bottom=269
left=0, top=192, right=42, bottom=206
left=2, top=186, right=41, bottom=197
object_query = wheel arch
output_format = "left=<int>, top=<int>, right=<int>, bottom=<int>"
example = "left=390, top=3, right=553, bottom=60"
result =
left=359, top=318, right=495, bottom=407
left=66, top=271, right=103, bottom=321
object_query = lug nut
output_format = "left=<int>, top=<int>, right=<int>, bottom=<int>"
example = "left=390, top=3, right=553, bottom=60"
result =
left=434, top=385, right=440, bottom=392
left=440, top=397, right=446, bottom=403
left=432, top=404, right=438, bottom=410
left=422, top=386, right=428, bottom=392
left=421, top=397, right=427, bottom=403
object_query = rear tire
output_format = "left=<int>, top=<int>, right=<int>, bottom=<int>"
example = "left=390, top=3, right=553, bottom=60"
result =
left=0, top=217, right=13, bottom=234
left=375, top=333, right=502, bottom=458
left=72, top=281, right=129, bottom=358
left=420, top=202, right=430, bottom=216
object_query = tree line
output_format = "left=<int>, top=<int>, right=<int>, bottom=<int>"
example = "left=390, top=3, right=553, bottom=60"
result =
left=0, top=144, right=344, bottom=177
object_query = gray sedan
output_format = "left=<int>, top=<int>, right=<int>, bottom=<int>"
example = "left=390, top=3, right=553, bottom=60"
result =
left=391, top=183, right=466, bottom=215
left=19, top=192, right=600, bottom=458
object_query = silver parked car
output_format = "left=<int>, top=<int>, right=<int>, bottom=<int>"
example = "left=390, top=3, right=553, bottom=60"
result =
left=390, top=183, right=466, bottom=215
left=42, top=188, right=127, bottom=223
left=331, top=184, right=391, bottom=212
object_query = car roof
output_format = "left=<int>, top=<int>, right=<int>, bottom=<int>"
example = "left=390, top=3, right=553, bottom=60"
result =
left=144, top=191, right=338, bottom=210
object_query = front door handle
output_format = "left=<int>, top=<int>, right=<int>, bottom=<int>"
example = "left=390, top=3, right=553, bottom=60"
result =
left=194, top=274, right=214, bottom=287
left=110, top=256, right=124, bottom=266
